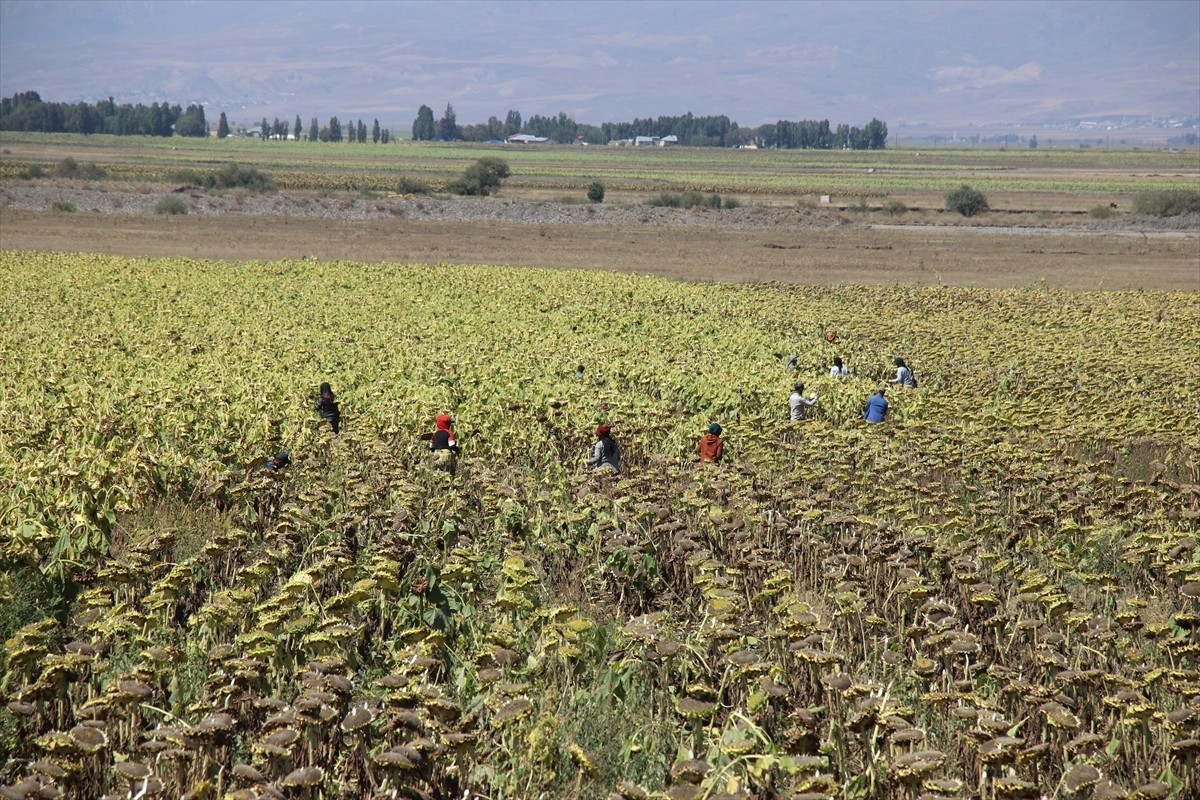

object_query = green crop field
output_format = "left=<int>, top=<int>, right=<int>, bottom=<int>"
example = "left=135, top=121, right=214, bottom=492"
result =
left=2, top=132, right=1197, bottom=201
left=2, top=251, right=1199, bottom=799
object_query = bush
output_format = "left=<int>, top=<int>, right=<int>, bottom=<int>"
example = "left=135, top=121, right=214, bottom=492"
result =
left=1132, top=190, right=1200, bottom=217
left=396, top=176, right=432, bottom=195
left=205, top=163, right=275, bottom=192
left=54, top=157, right=81, bottom=178
left=448, top=157, right=510, bottom=196
left=883, top=199, right=908, bottom=216
left=645, top=191, right=726, bottom=210
left=19, top=164, right=47, bottom=179
left=945, top=184, right=989, bottom=217
left=51, top=200, right=75, bottom=212
left=587, top=180, right=605, bottom=203
left=722, top=196, right=741, bottom=209
left=1088, top=204, right=1115, bottom=220
left=846, top=198, right=870, bottom=214
left=80, top=162, right=106, bottom=180
left=154, top=196, right=189, bottom=215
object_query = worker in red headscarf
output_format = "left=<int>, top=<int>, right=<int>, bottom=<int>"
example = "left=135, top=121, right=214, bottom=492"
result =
left=587, top=424, right=621, bottom=474
left=430, top=413, right=460, bottom=473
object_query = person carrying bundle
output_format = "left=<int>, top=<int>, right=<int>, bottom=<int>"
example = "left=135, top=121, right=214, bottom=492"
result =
left=430, top=413, right=460, bottom=473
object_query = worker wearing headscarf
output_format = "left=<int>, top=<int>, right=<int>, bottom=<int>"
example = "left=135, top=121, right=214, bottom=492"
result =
left=430, top=413, right=460, bottom=473
left=315, top=382, right=341, bottom=434
left=697, top=423, right=724, bottom=464
left=587, top=424, right=621, bottom=474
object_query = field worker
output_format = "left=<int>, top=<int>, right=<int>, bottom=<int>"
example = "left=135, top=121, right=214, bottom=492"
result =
left=430, top=414, right=460, bottom=473
left=588, top=424, right=621, bottom=474
left=863, top=388, right=889, bottom=423
left=789, top=382, right=819, bottom=421
left=787, top=354, right=798, bottom=370
left=830, top=356, right=849, bottom=377
left=263, top=451, right=291, bottom=471
left=890, top=358, right=916, bottom=388
left=697, top=423, right=724, bottom=463
left=575, top=364, right=585, bottom=379
left=315, top=382, right=341, bottom=434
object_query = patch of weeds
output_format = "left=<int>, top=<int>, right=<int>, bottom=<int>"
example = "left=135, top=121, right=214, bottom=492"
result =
left=154, top=196, right=189, bottom=215
left=19, top=164, right=47, bottom=179
left=882, top=199, right=908, bottom=216
left=395, top=176, right=432, bottom=195
left=51, top=200, right=75, bottom=212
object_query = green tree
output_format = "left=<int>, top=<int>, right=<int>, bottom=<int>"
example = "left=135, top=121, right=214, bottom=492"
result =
left=448, top=157, right=510, bottom=196
left=217, top=111, right=230, bottom=139
left=328, top=116, right=342, bottom=142
left=437, top=103, right=458, bottom=140
left=293, top=115, right=302, bottom=141
left=412, top=104, right=435, bottom=140
left=945, top=185, right=989, bottom=217
left=504, top=109, right=522, bottom=136
left=357, top=119, right=367, bottom=143
left=308, top=117, right=319, bottom=142
left=1028, top=134, right=1038, bottom=149
left=587, top=180, right=605, bottom=203
left=175, top=104, right=207, bottom=137
left=372, top=118, right=380, bottom=144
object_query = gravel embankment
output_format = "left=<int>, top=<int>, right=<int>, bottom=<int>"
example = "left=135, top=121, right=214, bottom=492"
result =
left=0, top=183, right=853, bottom=231
left=2, top=181, right=1196, bottom=235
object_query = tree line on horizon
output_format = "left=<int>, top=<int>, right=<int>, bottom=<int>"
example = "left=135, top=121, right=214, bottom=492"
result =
left=0, top=90, right=887, bottom=149
left=412, top=102, right=888, bottom=149
left=0, top=91, right=208, bottom=137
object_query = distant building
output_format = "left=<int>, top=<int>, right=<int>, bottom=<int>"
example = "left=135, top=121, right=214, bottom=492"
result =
left=658, top=135, right=678, bottom=147
left=507, top=133, right=549, bottom=144
left=635, top=135, right=657, bottom=146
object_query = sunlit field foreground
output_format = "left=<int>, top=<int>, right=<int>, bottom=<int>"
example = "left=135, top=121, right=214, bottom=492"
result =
left=2, top=252, right=1199, bottom=800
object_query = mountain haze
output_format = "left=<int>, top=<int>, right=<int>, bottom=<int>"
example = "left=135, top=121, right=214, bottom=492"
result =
left=1, top=0, right=1196, bottom=130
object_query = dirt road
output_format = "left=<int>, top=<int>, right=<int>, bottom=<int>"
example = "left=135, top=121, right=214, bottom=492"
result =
left=2, top=204, right=1197, bottom=291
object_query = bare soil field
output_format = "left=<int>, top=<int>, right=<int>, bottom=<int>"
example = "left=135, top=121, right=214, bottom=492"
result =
left=2, top=183, right=1197, bottom=290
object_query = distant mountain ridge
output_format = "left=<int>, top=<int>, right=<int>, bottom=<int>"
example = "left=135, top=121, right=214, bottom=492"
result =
left=1, top=0, right=1195, bottom=129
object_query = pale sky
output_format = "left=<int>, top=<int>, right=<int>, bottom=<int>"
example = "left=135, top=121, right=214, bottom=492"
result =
left=1, top=0, right=1196, bottom=128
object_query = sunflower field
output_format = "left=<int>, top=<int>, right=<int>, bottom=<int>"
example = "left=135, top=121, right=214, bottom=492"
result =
left=2, top=251, right=1199, bottom=800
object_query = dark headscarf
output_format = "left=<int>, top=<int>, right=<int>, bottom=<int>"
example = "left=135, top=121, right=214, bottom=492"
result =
left=708, top=423, right=722, bottom=436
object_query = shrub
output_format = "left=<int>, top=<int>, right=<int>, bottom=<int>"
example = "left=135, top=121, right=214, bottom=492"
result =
left=396, top=176, right=432, bottom=195
left=945, top=184, right=989, bottom=217
left=1132, top=190, right=1200, bottom=217
left=846, top=198, right=870, bottom=214
left=722, top=196, right=741, bottom=209
left=206, top=163, right=275, bottom=192
left=80, top=162, right=106, bottom=180
left=883, top=199, right=908, bottom=216
left=54, top=157, right=81, bottom=178
left=587, top=180, right=605, bottom=203
left=19, top=164, right=47, bottom=179
left=448, top=157, right=510, bottom=196
left=51, top=200, right=75, bottom=212
left=154, top=196, right=189, bottom=215
left=1088, top=204, right=1115, bottom=220
left=646, top=191, right=726, bottom=210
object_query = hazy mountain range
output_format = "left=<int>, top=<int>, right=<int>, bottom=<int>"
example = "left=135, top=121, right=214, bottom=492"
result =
left=1, top=0, right=1196, bottom=132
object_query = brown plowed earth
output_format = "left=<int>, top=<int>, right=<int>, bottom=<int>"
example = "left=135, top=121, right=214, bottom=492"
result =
left=2, top=195, right=1197, bottom=291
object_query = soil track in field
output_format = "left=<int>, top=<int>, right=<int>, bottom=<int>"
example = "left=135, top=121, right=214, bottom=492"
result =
left=2, top=188, right=1197, bottom=290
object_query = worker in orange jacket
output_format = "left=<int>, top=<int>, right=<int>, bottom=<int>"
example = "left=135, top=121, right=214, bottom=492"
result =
left=697, top=423, right=724, bottom=464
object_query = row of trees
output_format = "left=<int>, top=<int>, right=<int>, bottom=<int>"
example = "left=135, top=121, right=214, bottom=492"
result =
left=412, top=101, right=888, bottom=149
left=0, top=91, right=207, bottom=137
left=1, top=90, right=887, bottom=149
left=237, top=114, right=391, bottom=144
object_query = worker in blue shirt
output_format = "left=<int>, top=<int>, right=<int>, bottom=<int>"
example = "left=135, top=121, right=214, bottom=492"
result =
left=862, top=388, right=889, bottom=423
